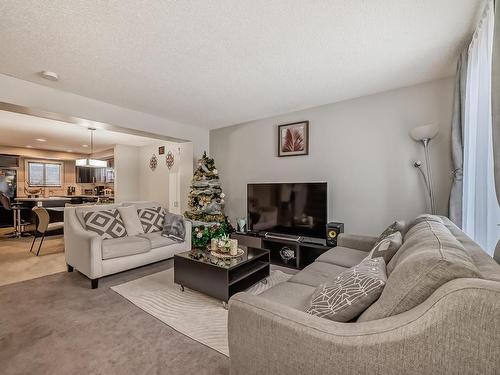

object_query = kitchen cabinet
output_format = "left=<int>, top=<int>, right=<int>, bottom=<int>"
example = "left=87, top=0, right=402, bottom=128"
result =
left=76, top=167, right=112, bottom=183
left=76, top=167, right=91, bottom=183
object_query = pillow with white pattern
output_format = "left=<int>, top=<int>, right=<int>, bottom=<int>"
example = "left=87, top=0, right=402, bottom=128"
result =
left=307, top=257, right=387, bottom=322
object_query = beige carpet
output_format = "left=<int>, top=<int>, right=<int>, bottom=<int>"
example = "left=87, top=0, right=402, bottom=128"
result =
left=0, top=234, right=66, bottom=286
left=112, top=268, right=291, bottom=356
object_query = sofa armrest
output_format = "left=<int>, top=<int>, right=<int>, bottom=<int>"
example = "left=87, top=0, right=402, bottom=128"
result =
left=64, top=208, right=103, bottom=279
left=228, top=278, right=500, bottom=375
left=337, top=233, right=378, bottom=252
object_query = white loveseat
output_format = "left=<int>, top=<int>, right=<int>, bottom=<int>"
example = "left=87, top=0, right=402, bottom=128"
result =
left=64, top=201, right=191, bottom=288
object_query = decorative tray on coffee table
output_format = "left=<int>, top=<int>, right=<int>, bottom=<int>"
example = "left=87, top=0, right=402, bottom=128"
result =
left=206, top=246, right=245, bottom=259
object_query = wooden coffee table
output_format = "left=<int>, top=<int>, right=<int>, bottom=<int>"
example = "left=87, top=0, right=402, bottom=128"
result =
left=174, top=246, right=270, bottom=307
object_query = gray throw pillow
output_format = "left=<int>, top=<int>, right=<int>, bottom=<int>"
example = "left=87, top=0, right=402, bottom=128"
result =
left=162, top=213, right=186, bottom=242
left=84, top=209, right=127, bottom=239
left=376, top=220, right=406, bottom=243
left=306, top=257, right=387, bottom=322
left=368, top=231, right=402, bottom=263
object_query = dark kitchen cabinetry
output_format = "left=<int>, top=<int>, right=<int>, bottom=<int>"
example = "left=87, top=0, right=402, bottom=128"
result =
left=76, top=167, right=112, bottom=183
left=76, top=167, right=91, bottom=183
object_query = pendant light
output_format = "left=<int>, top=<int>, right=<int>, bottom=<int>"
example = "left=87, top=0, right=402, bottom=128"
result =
left=76, top=128, right=108, bottom=168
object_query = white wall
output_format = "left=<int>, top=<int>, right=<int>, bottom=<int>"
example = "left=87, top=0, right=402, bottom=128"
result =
left=114, top=141, right=193, bottom=211
left=0, top=74, right=209, bottom=158
left=114, top=144, right=140, bottom=202
left=138, top=141, right=193, bottom=213
left=210, top=78, right=454, bottom=235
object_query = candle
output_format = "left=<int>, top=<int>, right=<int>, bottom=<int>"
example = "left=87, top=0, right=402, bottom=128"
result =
left=230, top=239, right=238, bottom=256
left=211, top=238, right=218, bottom=251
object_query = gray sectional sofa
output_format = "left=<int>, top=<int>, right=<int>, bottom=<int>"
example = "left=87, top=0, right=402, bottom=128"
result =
left=228, top=215, right=500, bottom=374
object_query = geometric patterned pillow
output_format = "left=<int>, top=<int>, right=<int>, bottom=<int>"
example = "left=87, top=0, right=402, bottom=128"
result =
left=306, top=257, right=387, bottom=322
left=368, top=231, right=402, bottom=263
left=137, top=206, right=165, bottom=233
left=376, top=220, right=406, bottom=243
left=83, top=209, right=127, bottom=239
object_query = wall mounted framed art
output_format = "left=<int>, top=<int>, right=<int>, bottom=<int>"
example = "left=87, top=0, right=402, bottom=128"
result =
left=158, top=146, right=165, bottom=155
left=278, top=121, right=309, bottom=157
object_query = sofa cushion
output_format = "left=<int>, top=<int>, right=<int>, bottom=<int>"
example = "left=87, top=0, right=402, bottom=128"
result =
left=137, top=206, right=165, bottom=233
left=307, top=257, right=387, bottom=322
left=101, top=236, right=151, bottom=260
left=440, top=216, right=500, bottom=281
left=289, top=262, right=347, bottom=287
left=357, top=220, right=481, bottom=322
left=117, top=205, right=144, bottom=236
left=368, top=231, right=402, bottom=263
left=121, top=201, right=162, bottom=209
left=75, top=203, right=118, bottom=227
left=83, top=209, right=127, bottom=239
left=258, top=281, right=316, bottom=311
left=316, top=247, right=368, bottom=268
left=138, top=232, right=177, bottom=249
left=390, top=218, right=452, bottom=275
left=405, top=214, right=443, bottom=233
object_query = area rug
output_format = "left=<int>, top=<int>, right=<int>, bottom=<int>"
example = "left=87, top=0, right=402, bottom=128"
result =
left=111, top=268, right=291, bottom=356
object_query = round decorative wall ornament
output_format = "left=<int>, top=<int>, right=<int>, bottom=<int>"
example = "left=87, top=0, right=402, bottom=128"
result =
left=166, top=151, right=175, bottom=169
left=149, top=154, right=158, bottom=171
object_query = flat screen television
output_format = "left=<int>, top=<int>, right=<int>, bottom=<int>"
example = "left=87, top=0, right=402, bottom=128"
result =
left=247, top=182, right=327, bottom=238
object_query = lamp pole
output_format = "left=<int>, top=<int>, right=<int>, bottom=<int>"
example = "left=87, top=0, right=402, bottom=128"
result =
left=422, top=138, right=437, bottom=215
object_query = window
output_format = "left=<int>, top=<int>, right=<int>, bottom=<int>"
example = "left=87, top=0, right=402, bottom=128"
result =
left=28, top=162, right=62, bottom=187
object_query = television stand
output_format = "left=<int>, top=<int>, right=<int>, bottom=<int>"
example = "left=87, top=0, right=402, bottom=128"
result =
left=263, top=232, right=303, bottom=242
left=231, top=232, right=334, bottom=270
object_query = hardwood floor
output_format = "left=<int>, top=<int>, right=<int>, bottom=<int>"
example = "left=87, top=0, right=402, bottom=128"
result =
left=0, top=233, right=66, bottom=286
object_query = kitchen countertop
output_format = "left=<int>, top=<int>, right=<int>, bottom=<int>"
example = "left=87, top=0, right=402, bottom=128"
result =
left=15, top=195, right=114, bottom=201
left=15, top=197, right=72, bottom=202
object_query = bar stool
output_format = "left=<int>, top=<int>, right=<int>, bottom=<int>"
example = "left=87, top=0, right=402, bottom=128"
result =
left=30, top=207, right=64, bottom=256
left=0, top=193, right=29, bottom=237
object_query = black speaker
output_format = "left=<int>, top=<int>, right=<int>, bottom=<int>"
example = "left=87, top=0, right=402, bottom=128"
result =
left=326, top=222, right=344, bottom=246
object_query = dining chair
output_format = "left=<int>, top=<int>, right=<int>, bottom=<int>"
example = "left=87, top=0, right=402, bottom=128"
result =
left=30, top=207, right=64, bottom=256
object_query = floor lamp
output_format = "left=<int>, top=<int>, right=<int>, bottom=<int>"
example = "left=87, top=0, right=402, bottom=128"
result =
left=410, top=124, right=439, bottom=215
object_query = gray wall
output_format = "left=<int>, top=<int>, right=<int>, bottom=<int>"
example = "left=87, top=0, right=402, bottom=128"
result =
left=210, top=78, right=454, bottom=235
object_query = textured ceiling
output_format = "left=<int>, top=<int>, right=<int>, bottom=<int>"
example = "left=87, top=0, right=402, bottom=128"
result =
left=0, top=1, right=481, bottom=129
left=0, top=110, right=158, bottom=153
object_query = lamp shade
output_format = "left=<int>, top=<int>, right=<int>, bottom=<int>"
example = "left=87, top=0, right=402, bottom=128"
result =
left=76, top=158, right=108, bottom=167
left=410, top=124, right=439, bottom=141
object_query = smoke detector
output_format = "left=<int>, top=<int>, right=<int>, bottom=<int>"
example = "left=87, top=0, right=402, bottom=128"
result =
left=40, top=71, right=59, bottom=81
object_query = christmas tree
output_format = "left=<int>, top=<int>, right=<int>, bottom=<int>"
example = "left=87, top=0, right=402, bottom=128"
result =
left=185, top=152, right=231, bottom=247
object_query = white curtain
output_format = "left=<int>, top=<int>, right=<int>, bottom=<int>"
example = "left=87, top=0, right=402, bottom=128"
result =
left=463, top=0, right=500, bottom=255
